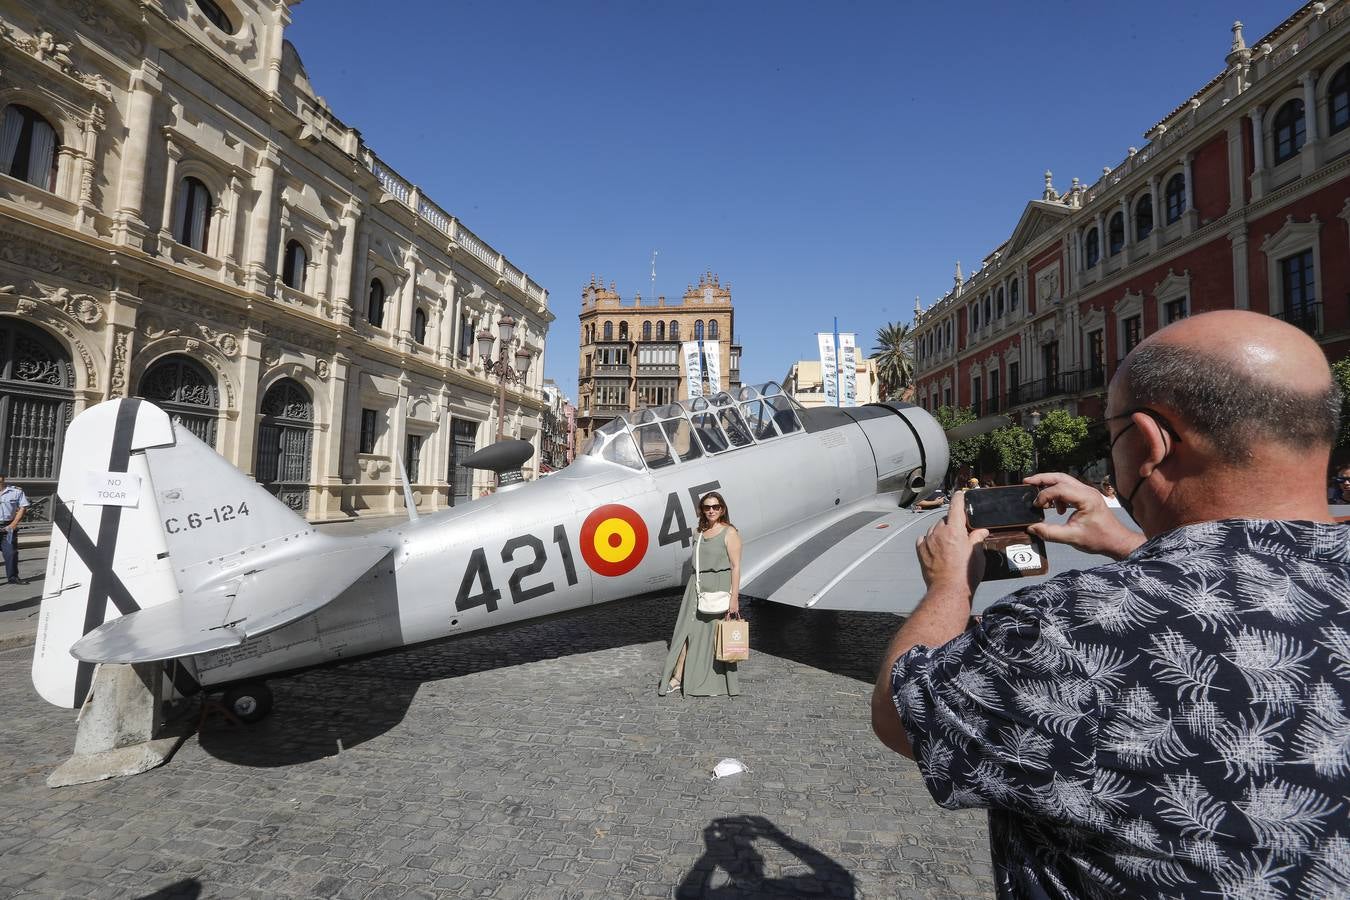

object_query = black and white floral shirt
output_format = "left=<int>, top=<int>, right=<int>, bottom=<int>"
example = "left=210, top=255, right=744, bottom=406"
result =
left=890, top=518, right=1350, bottom=899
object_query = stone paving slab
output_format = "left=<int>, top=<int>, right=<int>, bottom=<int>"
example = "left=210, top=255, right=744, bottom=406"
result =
left=0, top=596, right=994, bottom=899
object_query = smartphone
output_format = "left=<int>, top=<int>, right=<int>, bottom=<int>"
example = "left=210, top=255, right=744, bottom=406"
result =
left=965, top=485, right=1044, bottom=529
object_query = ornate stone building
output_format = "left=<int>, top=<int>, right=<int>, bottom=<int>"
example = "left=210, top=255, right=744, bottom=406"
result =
left=911, top=3, right=1350, bottom=432
left=574, top=271, right=743, bottom=449
left=0, top=0, right=553, bottom=527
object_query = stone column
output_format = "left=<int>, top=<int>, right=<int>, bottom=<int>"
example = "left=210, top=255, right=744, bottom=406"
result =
left=230, top=328, right=265, bottom=475
left=1120, top=196, right=1132, bottom=263
left=1229, top=225, right=1250, bottom=310
left=1226, top=121, right=1246, bottom=213
left=315, top=229, right=333, bottom=307
left=1094, top=213, right=1105, bottom=267
left=392, top=373, right=411, bottom=513
left=1249, top=107, right=1266, bottom=200
left=397, top=248, right=419, bottom=351
left=332, top=201, right=361, bottom=322
left=1148, top=175, right=1162, bottom=252
left=1183, top=153, right=1199, bottom=231
left=113, top=62, right=161, bottom=247
left=352, top=228, right=372, bottom=323
left=222, top=176, right=242, bottom=276
left=1301, top=71, right=1320, bottom=173
left=244, top=143, right=281, bottom=294
left=155, top=138, right=181, bottom=254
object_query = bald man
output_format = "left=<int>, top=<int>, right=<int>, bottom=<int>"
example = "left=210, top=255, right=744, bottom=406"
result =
left=871, top=311, right=1347, bottom=898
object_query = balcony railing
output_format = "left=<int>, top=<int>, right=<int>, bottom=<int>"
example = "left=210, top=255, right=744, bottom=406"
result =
left=1000, top=368, right=1105, bottom=410
left=1274, top=302, right=1323, bottom=337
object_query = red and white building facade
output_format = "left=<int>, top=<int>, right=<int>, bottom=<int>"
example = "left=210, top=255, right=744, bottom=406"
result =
left=911, top=2, right=1350, bottom=430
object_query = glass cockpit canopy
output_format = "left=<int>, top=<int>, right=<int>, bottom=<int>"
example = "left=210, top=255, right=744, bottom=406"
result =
left=583, top=382, right=803, bottom=470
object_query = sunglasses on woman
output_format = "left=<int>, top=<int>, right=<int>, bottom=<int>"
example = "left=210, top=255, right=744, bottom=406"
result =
left=702, top=503, right=723, bottom=511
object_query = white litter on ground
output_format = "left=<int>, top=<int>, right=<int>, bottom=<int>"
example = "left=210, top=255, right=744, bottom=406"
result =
left=712, top=758, right=749, bottom=779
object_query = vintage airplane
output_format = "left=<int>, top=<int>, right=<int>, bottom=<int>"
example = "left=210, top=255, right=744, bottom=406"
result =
left=32, top=383, right=1116, bottom=722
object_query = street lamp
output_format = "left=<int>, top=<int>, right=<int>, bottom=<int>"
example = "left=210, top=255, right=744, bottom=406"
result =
left=478, top=315, right=533, bottom=443
left=1028, top=409, right=1042, bottom=474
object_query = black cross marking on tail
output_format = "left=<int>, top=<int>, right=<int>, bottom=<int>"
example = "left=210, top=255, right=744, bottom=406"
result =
left=53, top=400, right=198, bottom=706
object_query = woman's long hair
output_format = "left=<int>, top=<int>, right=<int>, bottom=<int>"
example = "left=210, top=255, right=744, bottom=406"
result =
left=697, top=491, right=733, bottom=533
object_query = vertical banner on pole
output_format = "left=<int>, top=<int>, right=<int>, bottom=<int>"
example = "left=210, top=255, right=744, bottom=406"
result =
left=817, top=332, right=838, bottom=407
left=703, top=340, right=721, bottom=393
left=839, top=333, right=858, bottom=407
left=683, top=341, right=704, bottom=398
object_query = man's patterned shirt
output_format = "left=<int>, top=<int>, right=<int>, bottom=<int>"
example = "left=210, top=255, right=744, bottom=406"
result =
left=890, top=519, right=1350, bottom=899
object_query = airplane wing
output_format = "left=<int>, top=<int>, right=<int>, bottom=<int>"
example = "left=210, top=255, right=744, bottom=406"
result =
left=69, top=544, right=392, bottom=663
left=743, top=506, right=1135, bottom=615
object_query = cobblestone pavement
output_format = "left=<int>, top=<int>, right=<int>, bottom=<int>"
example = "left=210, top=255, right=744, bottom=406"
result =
left=1, top=596, right=994, bottom=899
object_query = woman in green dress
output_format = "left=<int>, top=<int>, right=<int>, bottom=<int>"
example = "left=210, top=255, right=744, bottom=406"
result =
left=658, top=491, right=742, bottom=697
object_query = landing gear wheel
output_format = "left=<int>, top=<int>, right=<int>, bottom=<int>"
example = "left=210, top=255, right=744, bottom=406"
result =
left=222, top=681, right=273, bottom=723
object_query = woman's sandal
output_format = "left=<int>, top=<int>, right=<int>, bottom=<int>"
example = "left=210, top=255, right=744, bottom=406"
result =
left=668, top=679, right=681, bottom=694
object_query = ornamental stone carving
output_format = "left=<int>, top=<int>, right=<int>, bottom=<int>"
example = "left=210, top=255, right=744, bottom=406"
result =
left=316, top=359, right=330, bottom=380
left=38, top=285, right=104, bottom=325
left=110, top=329, right=131, bottom=395
left=197, top=324, right=240, bottom=358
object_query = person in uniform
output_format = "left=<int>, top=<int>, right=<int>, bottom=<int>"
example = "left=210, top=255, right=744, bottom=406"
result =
left=0, top=473, right=30, bottom=584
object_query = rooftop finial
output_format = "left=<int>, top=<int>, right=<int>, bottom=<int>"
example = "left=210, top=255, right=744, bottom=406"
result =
left=1231, top=20, right=1246, bottom=53
left=1042, top=170, right=1058, bottom=201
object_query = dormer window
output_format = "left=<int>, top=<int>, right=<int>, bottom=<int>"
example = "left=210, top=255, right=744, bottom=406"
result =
left=195, top=0, right=235, bottom=33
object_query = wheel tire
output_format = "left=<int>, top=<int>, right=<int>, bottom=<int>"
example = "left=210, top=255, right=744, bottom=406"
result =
left=222, top=681, right=273, bottom=723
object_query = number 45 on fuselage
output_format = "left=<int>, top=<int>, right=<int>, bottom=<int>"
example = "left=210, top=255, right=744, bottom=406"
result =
left=31, top=382, right=1048, bottom=714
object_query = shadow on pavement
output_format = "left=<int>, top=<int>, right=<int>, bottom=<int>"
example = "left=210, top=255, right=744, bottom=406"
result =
left=136, top=878, right=202, bottom=899
left=677, top=815, right=856, bottom=898
left=196, top=593, right=894, bottom=768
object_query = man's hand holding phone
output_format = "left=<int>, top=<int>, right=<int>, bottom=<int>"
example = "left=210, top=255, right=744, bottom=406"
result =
left=1024, top=472, right=1145, bottom=561
left=916, top=490, right=990, bottom=596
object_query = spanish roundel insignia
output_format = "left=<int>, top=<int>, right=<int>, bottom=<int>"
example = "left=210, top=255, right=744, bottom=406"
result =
left=579, top=504, right=649, bottom=577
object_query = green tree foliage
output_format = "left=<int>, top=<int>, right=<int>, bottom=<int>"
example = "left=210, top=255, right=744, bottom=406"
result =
left=871, top=322, right=914, bottom=401
left=932, top=405, right=981, bottom=476
left=1334, top=358, right=1350, bottom=456
left=1034, top=409, right=1095, bottom=473
left=983, top=426, right=1034, bottom=475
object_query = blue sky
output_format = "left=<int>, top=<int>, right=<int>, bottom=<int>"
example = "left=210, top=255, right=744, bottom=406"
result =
left=287, top=1, right=1290, bottom=398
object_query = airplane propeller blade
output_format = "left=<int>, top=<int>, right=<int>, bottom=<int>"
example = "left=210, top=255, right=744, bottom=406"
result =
left=945, top=414, right=1012, bottom=442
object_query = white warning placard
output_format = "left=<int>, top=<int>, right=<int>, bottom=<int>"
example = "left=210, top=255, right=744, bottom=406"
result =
left=84, top=471, right=142, bottom=507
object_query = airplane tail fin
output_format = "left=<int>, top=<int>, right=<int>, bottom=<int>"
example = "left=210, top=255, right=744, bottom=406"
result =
left=33, top=398, right=327, bottom=708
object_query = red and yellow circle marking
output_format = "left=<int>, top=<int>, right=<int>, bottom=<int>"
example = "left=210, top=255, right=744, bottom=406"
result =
left=579, top=504, right=649, bottom=577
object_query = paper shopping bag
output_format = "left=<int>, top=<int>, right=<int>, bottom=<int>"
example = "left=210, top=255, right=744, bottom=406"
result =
left=715, top=615, right=750, bottom=663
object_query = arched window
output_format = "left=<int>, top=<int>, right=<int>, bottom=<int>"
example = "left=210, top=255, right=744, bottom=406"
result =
left=1009, top=279, right=1019, bottom=309
left=695, top=320, right=704, bottom=341
left=413, top=308, right=428, bottom=344
left=995, top=288, right=1004, bottom=318
left=709, top=319, right=719, bottom=339
left=642, top=321, right=651, bottom=341
left=0, top=105, right=59, bottom=192
left=282, top=239, right=307, bottom=290
left=619, top=321, right=628, bottom=340
left=603, top=321, right=613, bottom=341
left=172, top=177, right=212, bottom=252
left=983, top=295, right=991, bottom=323
left=194, top=0, right=235, bottom=32
left=0, top=320, right=75, bottom=525
left=367, top=279, right=387, bottom=328
left=1272, top=99, right=1306, bottom=164
left=1108, top=212, right=1124, bottom=256
left=256, top=378, right=314, bottom=512
left=971, top=302, right=980, bottom=330
left=1164, top=174, right=1186, bottom=224
left=1331, top=65, right=1350, bottom=135
left=1135, top=194, right=1153, bottom=242
left=656, top=321, right=665, bottom=340
left=1085, top=228, right=1100, bottom=267
left=137, top=355, right=219, bottom=447
left=669, top=321, right=680, bottom=341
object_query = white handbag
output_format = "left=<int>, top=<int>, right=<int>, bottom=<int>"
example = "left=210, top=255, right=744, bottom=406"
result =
left=695, top=532, right=732, bottom=615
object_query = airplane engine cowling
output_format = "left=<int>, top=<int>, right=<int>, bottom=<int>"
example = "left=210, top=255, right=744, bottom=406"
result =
left=855, top=403, right=949, bottom=502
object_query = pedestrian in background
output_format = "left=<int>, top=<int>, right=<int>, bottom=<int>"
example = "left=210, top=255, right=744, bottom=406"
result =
left=872, top=310, right=1348, bottom=897
left=1330, top=464, right=1350, bottom=504
left=1098, top=476, right=1121, bottom=507
left=0, top=473, right=30, bottom=584
left=659, top=491, right=742, bottom=698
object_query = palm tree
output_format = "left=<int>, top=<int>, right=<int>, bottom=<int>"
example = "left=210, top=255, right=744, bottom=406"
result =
left=871, top=321, right=914, bottom=401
